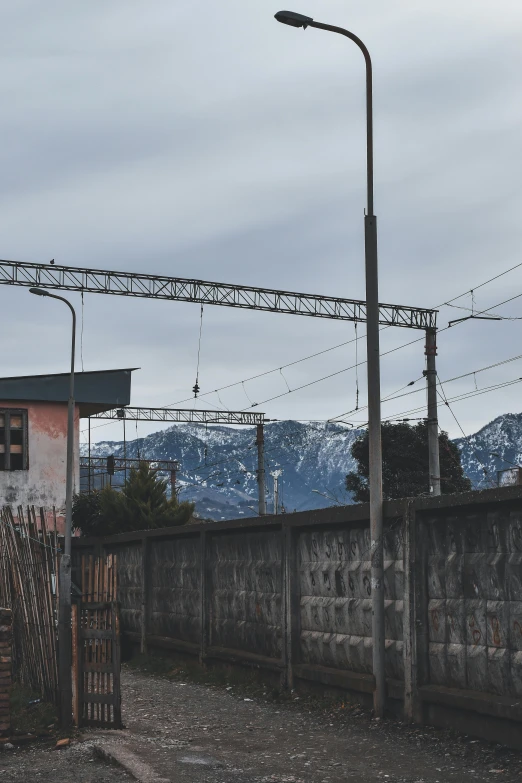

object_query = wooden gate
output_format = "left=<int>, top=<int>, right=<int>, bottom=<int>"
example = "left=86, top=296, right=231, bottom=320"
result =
left=72, top=553, right=121, bottom=728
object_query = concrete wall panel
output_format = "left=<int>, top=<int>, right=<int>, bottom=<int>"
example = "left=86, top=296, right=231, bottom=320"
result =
left=149, top=537, right=201, bottom=644
left=426, top=508, right=522, bottom=698
left=72, top=486, right=522, bottom=746
left=299, top=522, right=404, bottom=680
left=116, top=543, right=143, bottom=635
left=208, top=530, right=282, bottom=658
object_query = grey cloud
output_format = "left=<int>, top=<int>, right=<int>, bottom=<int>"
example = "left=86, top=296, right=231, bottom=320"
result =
left=1, top=0, right=522, bottom=445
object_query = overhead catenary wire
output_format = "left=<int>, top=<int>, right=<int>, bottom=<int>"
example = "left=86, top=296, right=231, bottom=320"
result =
left=80, top=325, right=371, bottom=438
left=439, top=260, right=522, bottom=308
left=81, top=338, right=522, bottom=440
left=435, top=373, right=491, bottom=486
left=330, top=352, right=522, bottom=421
left=80, top=261, right=522, bottom=498
left=372, top=376, right=522, bottom=424
left=447, top=290, right=522, bottom=327
left=182, top=265, right=522, bottom=413
left=235, top=291, right=522, bottom=414
left=82, top=375, right=516, bottom=499
left=81, top=260, right=522, bottom=439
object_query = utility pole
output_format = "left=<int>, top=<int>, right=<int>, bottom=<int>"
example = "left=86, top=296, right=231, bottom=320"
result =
left=256, top=424, right=267, bottom=515
left=425, top=328, right=441, bottom=496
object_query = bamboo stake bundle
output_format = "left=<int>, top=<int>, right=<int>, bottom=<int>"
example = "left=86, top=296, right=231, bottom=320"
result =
left=0, top=506, right=59, bottom=704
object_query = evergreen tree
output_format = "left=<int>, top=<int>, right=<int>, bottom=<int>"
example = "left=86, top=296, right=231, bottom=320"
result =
left=71, top=490, right=105, bottom=537
left=345, top=421, right=472, bottom=502
left=73, top=462, right=194, bottom=536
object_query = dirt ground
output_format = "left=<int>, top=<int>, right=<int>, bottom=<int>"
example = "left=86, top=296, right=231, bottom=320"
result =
left=3, top=665, right=522, bottom=782
left=110, top=665, right=522, bottom=782
left=0, top=737, right=134, bottom=782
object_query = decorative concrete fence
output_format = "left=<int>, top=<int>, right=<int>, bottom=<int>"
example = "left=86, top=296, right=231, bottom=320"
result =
left=0, top=608, right=12, bottom=739
left=73, top=484, right=522, bottom=749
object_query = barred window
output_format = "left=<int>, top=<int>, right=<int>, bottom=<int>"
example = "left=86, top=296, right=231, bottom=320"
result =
left=0, top=409, right=28, bottom=471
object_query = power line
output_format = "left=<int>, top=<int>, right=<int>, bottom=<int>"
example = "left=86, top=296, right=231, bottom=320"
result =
left=331, top=352, right=522, bottom=420
left=80, top=331, right=366, bottom=437
left=439, top=260, right=522, bottom=308
left=82, top=259, right=522, bottom=440
left=82, top=322, right=522, bottom=439
left=374, top=376, right=522, bottom=423
left=264, top=278, right=522, bottom=416
left=435, top=374, right=491, bottom=487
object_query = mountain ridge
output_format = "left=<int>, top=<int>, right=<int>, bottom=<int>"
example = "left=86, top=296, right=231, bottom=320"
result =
left=82, top=412, right=522, bottom=520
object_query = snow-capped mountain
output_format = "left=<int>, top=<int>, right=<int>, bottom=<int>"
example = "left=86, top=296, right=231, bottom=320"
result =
left=83, top=413, right=522, bottom=520
left=83, top=420, right=360, bottom=520
left=455, top=413, right=522, bottom=489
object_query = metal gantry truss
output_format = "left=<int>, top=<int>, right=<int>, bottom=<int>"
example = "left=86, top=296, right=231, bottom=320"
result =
left=89, top=407, right=265, bottom=426
left=80, top=456, right=179, bottom=472
left=86, top=407, right=268, bottom=514
left=80, top=456, right=180, bottom=495
left=0, top=260, right=437, bottom=329
left=0, top=257, right=440, bottom=505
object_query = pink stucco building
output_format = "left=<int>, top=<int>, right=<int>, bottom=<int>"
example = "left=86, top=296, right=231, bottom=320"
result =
left=0, top=369, right=134, bottom=530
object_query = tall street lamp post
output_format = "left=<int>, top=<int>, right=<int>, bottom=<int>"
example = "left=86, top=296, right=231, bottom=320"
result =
left=29, top=288, right=76, bottom=728
left=274, top=11, right=385, bottom=716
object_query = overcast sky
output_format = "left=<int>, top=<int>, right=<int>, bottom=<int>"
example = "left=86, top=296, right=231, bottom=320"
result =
left=2, top=0, right=522, bottom=446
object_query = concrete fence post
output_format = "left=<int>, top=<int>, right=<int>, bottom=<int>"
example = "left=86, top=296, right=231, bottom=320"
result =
left=403, top=500, right=418, bottom=720
left=140, top=537, right=149, bottom=655
left=283, top=523, right=300, bottom=690
left=0, top=608, right=12, bottom=740
left=414, top=507, right=430, bottom=715
left=403, top=501, right=429, bottom=722
left=200, top=530, right=209, bottom=665
left=281, top=523, right=289, bottom=688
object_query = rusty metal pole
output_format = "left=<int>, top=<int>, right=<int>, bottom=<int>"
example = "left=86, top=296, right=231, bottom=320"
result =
left=256, top=424, right=267, bottom=515
left=273, top=11, right=385, bottom=717
left=426, top=329, right=441, bottom=496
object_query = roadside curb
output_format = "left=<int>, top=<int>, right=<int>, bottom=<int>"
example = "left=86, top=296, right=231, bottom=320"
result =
left=94, top=740, right=171, bottom=783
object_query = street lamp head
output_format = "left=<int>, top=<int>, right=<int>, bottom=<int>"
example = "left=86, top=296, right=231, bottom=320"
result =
left=274, top=10, right=313, bottom=29
left=29, top=287, right=49, bottom=297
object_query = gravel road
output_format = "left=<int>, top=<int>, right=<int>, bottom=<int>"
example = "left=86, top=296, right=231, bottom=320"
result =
left=3, top=665, right=522, bottom=782
left=114, top=666, right=522, bottom=782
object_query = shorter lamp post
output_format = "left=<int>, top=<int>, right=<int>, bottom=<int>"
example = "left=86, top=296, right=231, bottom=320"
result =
left=29, top=288, right=76, bottom=728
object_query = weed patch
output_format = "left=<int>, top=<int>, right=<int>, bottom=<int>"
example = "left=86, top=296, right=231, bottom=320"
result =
left=9, top=683, right=57, bottom=737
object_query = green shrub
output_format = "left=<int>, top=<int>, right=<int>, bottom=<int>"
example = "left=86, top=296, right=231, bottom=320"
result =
left=73, top=462, right=194, bottom=536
